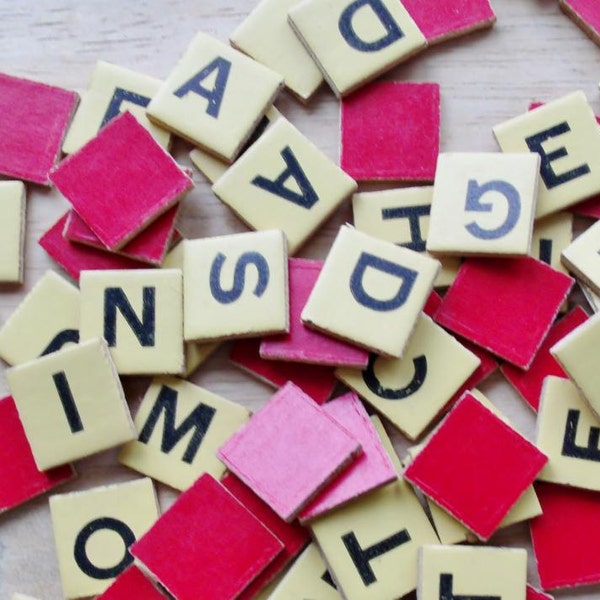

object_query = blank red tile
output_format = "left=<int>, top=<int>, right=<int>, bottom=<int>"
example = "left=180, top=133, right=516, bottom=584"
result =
left=404, top=392, right=548, bottom=540
left=0, top=396, right=75, bottom=513
left=434, top=257, right=573, bottom=369
left=501, top=307, right=589, bottom=411
left=402, top=0, right=496, bottom=44
left=96, top=566, right=166, bottom=599
left=217, top=382, right=361, bottom=521
left=527, top=584, right=554, bottom=600
left=341, top=82, right=440, bottom=182
left=0, top=72, right=78, bottom=185
left=531, top=482, right=600, bottom=590
left=230, top=338, right=336, bottom=404
left=50, top=112, right=192, bottom=249
left=260, top=259, right=369, bottom=367
left=131, top=474, right=283, bottom=600
left=64, top=205, right=180, bottom=266
left=39, top=213, right=147, bottom=281
left=221, top=472, right=309, bottom=599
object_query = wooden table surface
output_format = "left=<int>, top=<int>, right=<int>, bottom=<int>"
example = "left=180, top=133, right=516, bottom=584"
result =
left=1, top=0, right=599, bottom=598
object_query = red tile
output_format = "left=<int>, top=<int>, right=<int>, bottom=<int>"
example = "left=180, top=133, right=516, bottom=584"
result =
left=96, top=566, right=167, bottom=599
left=434, top=257, right=573, bottom=369
left=131, top=474, right=283, bottom=600
left=526, top=584, right=554, bottom=600
left=404, top=392, right=548, bottom=540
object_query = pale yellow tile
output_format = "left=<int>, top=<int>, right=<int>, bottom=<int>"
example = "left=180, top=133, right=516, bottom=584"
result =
left=427, top=153, right=540, bottom=256
left=0, top=270, right=80, bottom=365
left=49, top=478, right=159, bottom=599
left=310, top=477, right=438, bottom=599
left=119, top=376, right=250, bottom=491
left=582, top=283, right=600, bottom=313
left=230, top=0, right=323, bottom=102
left=183, top=230, right=288, bottom=342
left=212, top=117, right=356, bottom=254
left=369, top=414, right=402, bottom=475
left=352, top=187, right=459, bottom=287
left=288, top=0, right=426, bottom=97
left=189, top=106, right=282, bottom=184
left=536, top=376, right=600, bottom=490
left=79, top=269, right=184, bottom=375
left=493, top=91, right=600, bottom=218
left=147, top=32, right=283, bottom=162
left=551, top=311, right=600, bottom=418
left=302, top=226, right=439, bottom=358
left=11, top=594, right=41, bottom=600
left=336, top=314, right=480, bottom=440
left=6, top=338, right=135, bottom=470
left=418, top=545, right=527, bottom=600
left=531, top=212, right=573, bottom=276
left=562, top=219, right=600, bottom=295
left=62, top=60, right=170, bottom=154
left=269, top=543, right=341, bottom=599
left=0, top=181, right=25, bottom=283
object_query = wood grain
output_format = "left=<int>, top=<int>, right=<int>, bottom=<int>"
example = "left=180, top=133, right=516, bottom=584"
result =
left=0, top=0, right=599, bottom=598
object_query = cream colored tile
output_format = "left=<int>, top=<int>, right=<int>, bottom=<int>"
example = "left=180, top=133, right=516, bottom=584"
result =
left=418, top=545, right=527, bottom=600
left=531, top=212, right=573, bottom=276
left=303, top=226, right=439, bottom=358
left=352, top=187, right=459, bottom=287
left=147, top=32, right=283, bottom=162
left=551, top=311, right=600, bottom=417
left=562, top=219, right=600, bottom=295
left=0, top=181, right=25, bottom=283
left=119, top=376, right=249, bottom=491
left=62, top=60, right=170, bottom=154
left=336, top=314, right=480, bottom=440
left=189, top=106, right=281, bottom=184
left=494, top=91, right=600, bottom=218
left=49, top=478, right=159, bottom=599
left=288, top=0, right=426, bottom=97
left=0, top=270, right=80, bottom=365
left=427, top=153, right=540, bottom=256
left=230, top=0, right=323, bottom=102
left=310, top=477, right=438, bottom=599
left=536, top=376, right=600, bottom=490
left=79, top=269, right=184, bottom=375
left=6, top=338, right=135, bottom=471
left=269, top=543, right=341, bottom=599
left=183, top=230, right=288, bottom=341
left=582, top=283, right=600, bottom=313
left=213, top=117, right=356, bottom=254
left=11, top=595, right=40, bottom=600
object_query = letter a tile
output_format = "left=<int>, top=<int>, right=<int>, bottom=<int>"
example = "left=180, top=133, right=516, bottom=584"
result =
left=6, top=339, right=135, bottom=470
left=536, top=376, right=600, bottom=491
left=494, top=91, right=600, bottom=218
left=49, top=479, right=159, bottom=599
left=0, top=181, right=25, bottom=283
left=213, top=118, right=357, bottom=254
left=131, top=474, right=284, bottom=600
left=418, top=545, right=527, bottom=600
left=119, top=376, right=250, bottom=491
left=183, top=230, right=288, bottom=342
left=404, top=392, right=548, bottom=540
left=147, top=32, right=283, bottom=162
left=217, top=382, right=361, bottom=522
left=79, top=269, right=184, bottom=375
left=302, top=225, right=440, bottom=358
left=288, top=0, right=426, bottom=97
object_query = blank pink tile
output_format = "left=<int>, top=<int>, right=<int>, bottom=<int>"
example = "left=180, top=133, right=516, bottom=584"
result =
left=561, top=0, right=600, bottom=43
left=404, top=392, right=548, bottom=540
left=298, top=392, right=396, bottom=522
left=39, top=212, right=147, bottom=281
left=217, top=382, right=361, bottom=522
left=260, top=259, right=369, bottom=367
left=50, top=112, right=192, bottom=249
left=0, top=72, right=78, bottom=184
left=64, top=206, right=181, bottom=266
left=341, top=82, right=440, bottom=182
left=434, top=257, right=573, bottom=369
left=229, top=338, right=336, bottom=404
left=402, top=0, right=496, bottom=44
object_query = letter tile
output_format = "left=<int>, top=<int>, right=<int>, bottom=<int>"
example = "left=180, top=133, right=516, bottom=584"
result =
left=562, top=219, right=600, bottom=296
left=0, top=181, right=25, bottom=283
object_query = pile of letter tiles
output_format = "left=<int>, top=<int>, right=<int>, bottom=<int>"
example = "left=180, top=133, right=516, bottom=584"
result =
left=3, top=0, right=600, bottom=598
